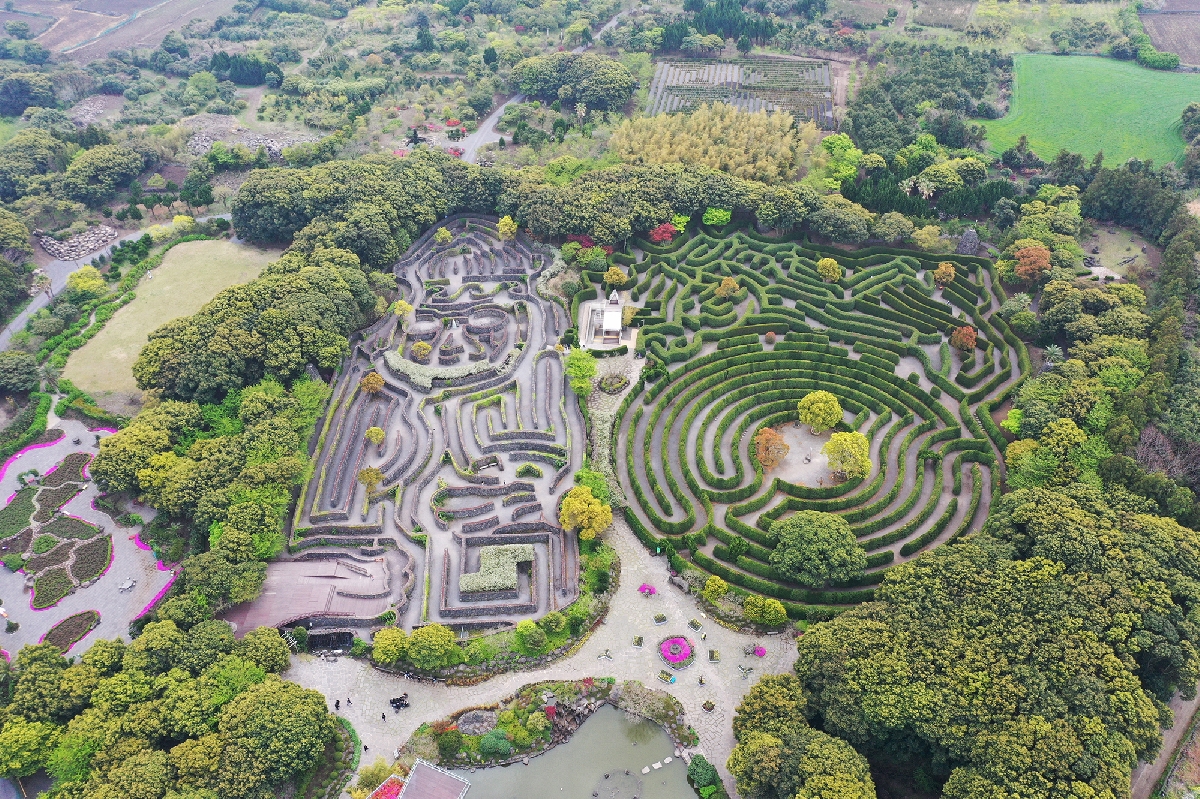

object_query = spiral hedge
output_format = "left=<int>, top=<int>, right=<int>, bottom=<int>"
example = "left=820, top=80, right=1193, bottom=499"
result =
left=613, top=227, right=1026, bottom=618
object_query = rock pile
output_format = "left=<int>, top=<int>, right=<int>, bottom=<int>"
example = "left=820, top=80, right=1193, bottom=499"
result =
left=956, top=228, right=981, bottom=256
left=39, top=226, right=118, bottom=261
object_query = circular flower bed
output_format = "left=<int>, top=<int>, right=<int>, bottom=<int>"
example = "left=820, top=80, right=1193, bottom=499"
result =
left=599, top=375, right=630, bottom=395
left=658, top=635, right=696, bottom=670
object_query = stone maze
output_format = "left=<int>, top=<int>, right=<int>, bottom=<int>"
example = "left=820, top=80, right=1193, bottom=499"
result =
left=296, top=217, right=585, bottom=629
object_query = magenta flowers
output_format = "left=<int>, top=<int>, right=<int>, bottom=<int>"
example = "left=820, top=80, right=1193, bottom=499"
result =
left=659, top=636, right=696, bottom=669
left=753, top=646, right=767, bottom=657
left=639, top=583, right=656, bottom=595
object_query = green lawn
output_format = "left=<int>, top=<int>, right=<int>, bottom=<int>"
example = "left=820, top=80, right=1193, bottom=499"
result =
left=63, top=240, right=280, bottom=413
left=982, top=55, right=1200, bottom=165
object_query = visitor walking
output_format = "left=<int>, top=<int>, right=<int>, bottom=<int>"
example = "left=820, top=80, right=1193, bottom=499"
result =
left=382, top=713, right=387, bottom=722
left=347, top=698, right=352, bottom=705
left=335, top=700, right=340, bottom=711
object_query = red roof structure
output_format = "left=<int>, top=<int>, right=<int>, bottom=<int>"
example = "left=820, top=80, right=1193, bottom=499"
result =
left=396, top=759, right=470, bottom=799
left=222, top=555, right=390, bottom=636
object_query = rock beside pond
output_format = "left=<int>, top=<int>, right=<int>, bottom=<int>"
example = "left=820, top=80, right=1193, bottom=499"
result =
left=457, top=709, right=497, bottom=735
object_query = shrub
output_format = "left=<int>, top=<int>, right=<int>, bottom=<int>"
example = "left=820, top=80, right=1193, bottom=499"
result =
left=539, top=611, right=566, bottom=633
left=816, top=258, right=843, bottom=283
left=702, top=207, right=732, bottom=226
left=689, top=754, right=719, bottom=788
left=480, top=730, right=512, bottom=758
left=460, top=544, right=534, bottom=593
left=702, top=575, right=729, bottom=604
left=516, top=463, right=543, bottom=478
left=516, top=619, right=547, bottom=651
left=32, top=534, right=57, bottom=554
left=437, top=730, right=463, bottom=761
left=950, top=326, right=977, bottom=352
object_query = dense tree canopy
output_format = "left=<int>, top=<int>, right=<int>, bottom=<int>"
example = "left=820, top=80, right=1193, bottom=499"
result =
left=769, top=510, right=866, bottom=587
left=0, top=625, right=325, bottom=798
left=511, top=52, right=635, bottom=111
left=132, top=251, right=375, bottom=402
left=792, top=485, right=1200, bottom=799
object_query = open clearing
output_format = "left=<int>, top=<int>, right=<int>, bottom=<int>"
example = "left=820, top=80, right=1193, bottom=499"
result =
left=63, top=240, right=279, bottom=414
left=982, top=55, right=1200, bottom=165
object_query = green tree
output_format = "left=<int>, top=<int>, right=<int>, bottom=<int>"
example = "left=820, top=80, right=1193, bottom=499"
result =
left=0, top=350, right=38, bottom=393
left=406, top=624, right=458, bottom=671
left=515, top=619, right=547, bottom=652
left=0, top=717, right=59, bottom=778
left=217, top=678, right=335, bottom=792
left=371, top=627, right=408, bottom=665
left=702, top=575, right=729, bottom=604
left=797, top=390, right=842, bottom=434
left=511, top=52, right=635, bottom=110
left=66, top=265, right=107, bottom=301
left=239, top=627, right=291, bottom=673
left=61, top=145, right=144, bottom=206
left=769, top=510, right=866, bottom=587
left=823, top=432, right=870, bottom=479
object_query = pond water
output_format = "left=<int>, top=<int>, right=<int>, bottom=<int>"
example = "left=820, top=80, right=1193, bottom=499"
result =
left=454, top=704, right=694, bottom=799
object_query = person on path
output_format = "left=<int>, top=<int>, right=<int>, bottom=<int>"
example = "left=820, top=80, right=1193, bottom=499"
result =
left=335, top=700, right=340, bottom=711
left=347, top=698, right=352, bottom=705
left=382, top=713, right=387, bottom=722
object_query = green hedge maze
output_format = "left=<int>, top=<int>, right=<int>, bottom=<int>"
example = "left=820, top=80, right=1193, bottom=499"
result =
left=297, top=217, right=585, bottom=626
left=613, top=226, right=1027, bottom=618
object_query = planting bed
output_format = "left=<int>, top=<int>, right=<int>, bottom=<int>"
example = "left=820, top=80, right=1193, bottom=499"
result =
left=43, top=610, right=100, bottom=651
left=41, top=453, right=90, bottom=487
left=40, top=515, right=100, bottom=539
left=33, top=568, right=74, bottom=609
left=71, top=536, right=113, bottom=583
left=615, top=227, right=1025, bottom=616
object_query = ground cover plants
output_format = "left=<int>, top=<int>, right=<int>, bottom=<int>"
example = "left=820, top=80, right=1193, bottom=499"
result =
left=615, top=225, right=1022, bottom=617
left=41, top=610, right=99, bottom=652
left=982, top=55, right=1200, bottom=165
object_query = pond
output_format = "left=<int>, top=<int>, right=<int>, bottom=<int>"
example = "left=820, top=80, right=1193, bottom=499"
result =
left=454, top=704, right=694, bottom=799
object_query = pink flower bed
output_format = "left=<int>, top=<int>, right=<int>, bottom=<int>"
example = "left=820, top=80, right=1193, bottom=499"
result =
left=659, top=635, right=696, bottom=668
left=753, top=646, right=766, bottom=657
left=638, top=583, right=656, bottom=595
left=369, top=775, right=405, bottom=799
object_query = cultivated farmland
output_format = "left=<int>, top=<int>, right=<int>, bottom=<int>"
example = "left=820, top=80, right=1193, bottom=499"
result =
left=1141, top=14, right=1200, bottom=66
left=647, top=58, right=833, bottom=126
left=913, top=0, right=975, bottom=29
left=982, top=54, right=1200, bottom=165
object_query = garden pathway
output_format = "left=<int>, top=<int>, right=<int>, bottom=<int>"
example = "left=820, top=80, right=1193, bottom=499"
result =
left=288, top=511, right=798, bottom=796
left=0, top=413, right=172, bottom=660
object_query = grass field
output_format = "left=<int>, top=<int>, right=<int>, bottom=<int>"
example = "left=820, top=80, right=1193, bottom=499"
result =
left=982, top=55, right=1200, bottom=165
left=62, top=240, right=279, bottom=413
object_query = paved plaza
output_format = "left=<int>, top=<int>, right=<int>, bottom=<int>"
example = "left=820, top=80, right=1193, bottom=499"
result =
left=288, top=511, right=798, bottom=794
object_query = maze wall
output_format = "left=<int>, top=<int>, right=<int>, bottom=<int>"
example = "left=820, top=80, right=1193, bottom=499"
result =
left=613, top=229, right=1028, bottom=617
left=299, top=217, right=584, bottom=626
left=646, top=58, right=833, bottom=126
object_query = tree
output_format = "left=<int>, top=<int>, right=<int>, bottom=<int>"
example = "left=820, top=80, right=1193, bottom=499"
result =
left=703, top=207, right=732, bottom=226
left=911, top=224, right=946, bottom=252
left=515, top=619, right=547, bottom=651
left=755, top=427, right=790, bottom=470
left=744, top=595, right=789, bottom=626
left=392, top=299, right=413, bottom=325
left=816, top=258, right=843, bottom=283
left=565, top=348, right=597, bottom=397
left=217, top=678, right=334, bottom=790
left=434, top=227, right=452, bottom=244
left=358, top=467, right=384, bottom=494
left=702, top=575, right=729, bottom=604
left=371, top=627, right=408, bottom=664
left=66, top=265, right=107, bottom=301
left=690, top=754, right=720, bottom=789
left=511, top=52, right=635, bottom=110
left=411, top=341, right=432, bottom=362
left=0, top=350, right=38, bottom=393
left=872, top=212, right=914, bottom=243
left=239, top=627, right=290, bottom=673
left=359, top=373, right=384, bottom=397
left=797, top=390, right=842, bottom=434
left=823, top=432, right=871, bottom=480
left=497, top=215, right=517, bottom=240
left=0, top=73, right=55, bottom=116
left=950, top=325, right=977, bottom=352
left=604, top=266, right=628, bottom=286
left=769, top=510, right=866, bottom=587
left=1014, top=244, right=1052, bottom=283
left=61, top=145, right=144, bottom=206
left=365, top=426, right=385, bottom=445
left=0, top=717, right=58, bottom=778
left=809, top=196, right=873, bottom=244
left=406, top=624, right=457, bottom=670
left=558, top=485, right=612, bottom=540
left=737, top=34, right=753, bottom=55
left=933, top=262, right=956, bottom=287
left=715, top=276, right=739, bottom=298
left=0, top=208, right=32, bottom=263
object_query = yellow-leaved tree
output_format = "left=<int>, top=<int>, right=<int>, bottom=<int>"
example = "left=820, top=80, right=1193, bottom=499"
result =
left=558, top=485, right=612, bottom=540
left=823, top=432, right=871, bottom=480
left=797, top=390, right=842, bottom=434
left=497, top=215, right=518, bottom=241
left=609, top=103, right=823, bottom=184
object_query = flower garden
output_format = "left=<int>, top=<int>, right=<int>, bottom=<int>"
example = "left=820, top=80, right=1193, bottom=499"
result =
left=613, top=225, right=1026, bottom=617
left=659, top=635, right=697, bottom=669
left=0, top=453, right=114, bottom=609
left=42, top=609, right=100, bottom=651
